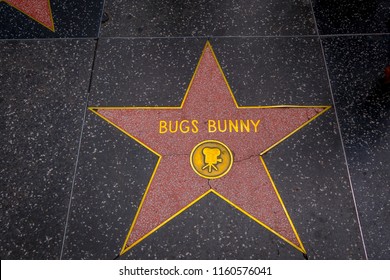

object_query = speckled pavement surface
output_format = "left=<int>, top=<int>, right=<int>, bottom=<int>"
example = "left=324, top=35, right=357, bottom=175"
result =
left=0, top=0, right=389, bottom=260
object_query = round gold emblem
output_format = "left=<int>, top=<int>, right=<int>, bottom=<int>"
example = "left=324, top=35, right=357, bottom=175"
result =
left=190, top=140, right=233, bottom=179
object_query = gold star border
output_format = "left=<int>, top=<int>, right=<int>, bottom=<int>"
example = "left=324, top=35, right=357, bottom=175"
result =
left=89, top=42, right=331, bottom=256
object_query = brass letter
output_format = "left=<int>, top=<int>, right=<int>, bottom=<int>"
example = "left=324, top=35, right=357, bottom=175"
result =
left=217, top=120, right=227, bottom=132
left=169, top=120, right=178, bottom=133
left=159, top=120, right=167, bottom=134
left=180, top=120, right=190, bottom=133
left=208, top=120, right=217, bottom=133
left=251, top=120, right=261, bottom=132
left=229, top=120, right=239, bottom=132
left=240, top=120, right=250, bottom=132
left=192, top=120, right=199, bottom=133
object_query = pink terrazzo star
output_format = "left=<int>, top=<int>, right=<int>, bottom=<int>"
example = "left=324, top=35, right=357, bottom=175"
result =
left=90, top=42, right=330, bottom=256
left=2, top=0, right=54, bottom=31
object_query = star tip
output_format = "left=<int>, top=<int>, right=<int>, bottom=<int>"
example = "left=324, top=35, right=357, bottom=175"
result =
left=88, top=107, right=101, bottom=115
left=40, top=21, right=55, bottom=32
left=119, top=246, right=129, bottom=256
left=41, top=17, right=55, bottom=32
left=320, top=105, right=332, bottom=113
left=45, top=20, right=55, bottom=32
left=205, top=40, right=214, bottom=49
left=299, top=245, right=307, bottom=255
left=314, top=105, right=332, bottom=114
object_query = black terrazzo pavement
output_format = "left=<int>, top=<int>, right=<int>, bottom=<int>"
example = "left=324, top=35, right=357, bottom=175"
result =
left=322, top=35, right=390, bottom=259
left=0, top=40, right=96, bottom=259
left=312, top=0, right=390, bottom=35
left=210, top=37, right=332, bottom=106
left=100, top=0, right=317, bottom=37
left=89, top=38, right=205, bottom=107
left=0, top=0, right=389, bottom=260
left=0, top=0, right=105, bottom=39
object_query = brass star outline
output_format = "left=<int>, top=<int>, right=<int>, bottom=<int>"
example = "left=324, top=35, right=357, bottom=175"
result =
left=90, top=42, right=331, bottom=256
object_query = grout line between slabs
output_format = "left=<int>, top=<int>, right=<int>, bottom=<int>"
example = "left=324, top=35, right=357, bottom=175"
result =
left=59, top=38, right=100, bottom=260
left=320, top=33, right=390, bottom=37
left=0, top=35, right=317, bottom=41
left=1, top=34, right=389, bottom=42
left=0, top=37, right=99, bottom=42
left=95, top=35, right=320, bottom=39
left=309, top=0, right=369, bottom=260
left=97, top=0, right=107, bottom=38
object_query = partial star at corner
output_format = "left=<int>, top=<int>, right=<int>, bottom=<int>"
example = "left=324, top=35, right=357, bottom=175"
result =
left=2, top=0, right=55, bottom=31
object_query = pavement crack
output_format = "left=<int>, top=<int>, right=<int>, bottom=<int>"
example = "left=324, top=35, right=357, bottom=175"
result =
left=162, top=153, right=189, bottom=157
left=207, top=179, right=212, bottom=189
left=234, top=154, right=259, bottom=163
